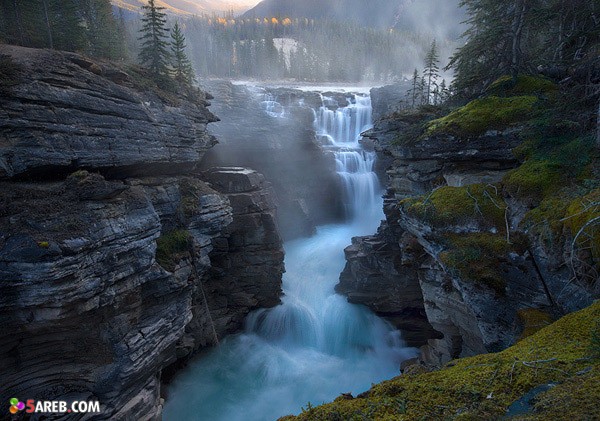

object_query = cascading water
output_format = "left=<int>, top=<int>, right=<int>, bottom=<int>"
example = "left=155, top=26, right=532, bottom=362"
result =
left=315, top=95, right=379, bottom=220
left=163, top=92, right=417, bottom=421
left=260, top=93, right=285, bottom=118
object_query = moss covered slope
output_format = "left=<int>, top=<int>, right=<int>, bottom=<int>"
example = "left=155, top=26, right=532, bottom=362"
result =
left=282, top=301, right=600, bottom=420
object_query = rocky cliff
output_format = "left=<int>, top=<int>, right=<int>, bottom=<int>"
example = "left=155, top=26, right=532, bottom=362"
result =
left=338, top=80, right=599, bottom=366
left=0, top=45, right=284, bottom=420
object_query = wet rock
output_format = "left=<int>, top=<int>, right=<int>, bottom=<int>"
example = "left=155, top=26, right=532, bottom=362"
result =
left=337, top=107, right=595, bottom=367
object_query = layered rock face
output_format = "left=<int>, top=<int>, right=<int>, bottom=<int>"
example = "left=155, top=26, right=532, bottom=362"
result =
left=0, top=46, right=283, bottom=420
left=337, top=89, right=596, bottom=366
left=0, top=44, right=218, bottom=180
left=199, top=81, right=341, bottom=239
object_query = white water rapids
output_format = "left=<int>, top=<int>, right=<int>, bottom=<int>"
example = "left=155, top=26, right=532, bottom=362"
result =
left=163, top=93, right=417, bottom=421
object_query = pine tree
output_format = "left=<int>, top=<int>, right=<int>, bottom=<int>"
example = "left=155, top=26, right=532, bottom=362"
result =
left=446, top=0, right=539, bottom=97
left=82, top=0, right=126, bottom=59
left=418, top=75, right=427, bottom=106
left=423, top=39, right=440, bottom=105
left=138, top=0, right=170, bottom=77
left=170, top=21, right=195, bottom=85
left=439, top=79, right=449, bottom=103
left=407, top=68, right=419, bottom=108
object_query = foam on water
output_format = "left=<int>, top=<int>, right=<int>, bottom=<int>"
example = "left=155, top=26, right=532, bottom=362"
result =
left=163, top=93, right=417, bottom=421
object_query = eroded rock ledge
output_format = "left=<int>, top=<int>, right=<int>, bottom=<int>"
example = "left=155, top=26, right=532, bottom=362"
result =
left=0, top=46, right=284, bottom=420
left=337, top=88, right=597, bottom=367
left=0, top=44, right=218, bottom=180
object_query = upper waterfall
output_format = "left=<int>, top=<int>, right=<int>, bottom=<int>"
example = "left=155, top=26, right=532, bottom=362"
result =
left=315, top=94, right=380, bottom=221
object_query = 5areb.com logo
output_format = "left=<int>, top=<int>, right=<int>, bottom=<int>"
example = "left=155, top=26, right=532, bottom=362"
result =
left=9, top=398, right=100, bottom=415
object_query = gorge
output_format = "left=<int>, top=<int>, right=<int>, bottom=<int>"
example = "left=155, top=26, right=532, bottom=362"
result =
left=164, top=90, right=418, bottom=420
left=1, top=25, right=598, bottom=421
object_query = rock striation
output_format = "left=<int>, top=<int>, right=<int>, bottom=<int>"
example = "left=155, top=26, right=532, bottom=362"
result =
left=337, top=88, right=597, bottom=367
left=0, top=44, right=218, bottom=180
left=0, top=46, right=284, bottom=420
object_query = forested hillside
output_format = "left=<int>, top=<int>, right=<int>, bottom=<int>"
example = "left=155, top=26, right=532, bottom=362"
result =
left=0, top=0, right=127, bottom=59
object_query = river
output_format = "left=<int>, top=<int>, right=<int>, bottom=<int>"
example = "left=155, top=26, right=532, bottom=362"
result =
left=163, top=90, right=417, bottom=421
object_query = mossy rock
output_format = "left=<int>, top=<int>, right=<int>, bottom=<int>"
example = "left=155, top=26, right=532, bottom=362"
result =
left=524, top=195, right=573, bottom=243
left=286, top=302, right=600, bottom=420
left=439, top=233, right=514, bottom=294
left=503, top=159, right=563, bottom=202
left=401, top=184, right=507, bottom=230
left=425, top=95, right=538, bottom=138
left=487, top=75, right=557, bottom=97
left=389, top=107, right=442, bottom=145
left=517, top=308, right=554, bottom=340
left=563, top=189, right=600, bottom=263
left=155, top=230, right=191, bottom=272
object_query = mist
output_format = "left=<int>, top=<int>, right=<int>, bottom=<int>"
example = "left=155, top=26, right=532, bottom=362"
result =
left=119, top=0, right=465, bottom=83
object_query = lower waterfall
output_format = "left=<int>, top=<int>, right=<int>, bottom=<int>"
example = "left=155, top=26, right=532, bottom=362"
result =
left=163, top=92, right=417, bottom=421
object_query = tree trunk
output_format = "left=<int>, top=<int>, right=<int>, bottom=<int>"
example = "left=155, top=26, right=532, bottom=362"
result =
left=510, top=0, right=527, bottom=82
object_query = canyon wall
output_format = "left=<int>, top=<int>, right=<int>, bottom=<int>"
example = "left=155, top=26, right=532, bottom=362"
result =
left=0, top=45, right=284, bottom=420
left=337, top=87, right=598, bottom=366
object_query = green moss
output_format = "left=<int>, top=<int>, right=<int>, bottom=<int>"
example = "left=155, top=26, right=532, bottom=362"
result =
left=526, top=196, right=571, bottom=232
left=517, top=308, right=553, bottom=340
left=68, top=170, right=90, bottom=183
left=503, top=160, right=563, bottom=201
left=401, top=184, right=507, bottom=230
left=530, top=371, right=600, bottom=420
left=439, top=233, right=513, bottom=294
left=285, top=302, right=600, bottom=421
left=37, top=241, right=50, bottom=248
left=487, top=75, right=557, bottom=97
left=524, top=195, right=573, bottom=249
left=563, top=189, right=600, bottom=263
left=389, top=107, right=442, bottom=145
left=590, top=321, right=600, bottom=360
left=155, top=230, right=191, bottom=272
left=425, top=95, right=538, bottom=138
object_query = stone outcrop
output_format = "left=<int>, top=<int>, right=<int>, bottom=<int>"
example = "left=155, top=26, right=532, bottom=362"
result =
left=370, top=82, right=411, bottom=121
left=194, top=167, right=284, bottom=347
left=0, top=46, right=284, bottom=420
left=337, top=216, right=440, bottom=348
left=337, top=92, right=597, bottom=367
left=199, top=81, right=342, bottom=239
left=0, top=44, right=218, bottom=180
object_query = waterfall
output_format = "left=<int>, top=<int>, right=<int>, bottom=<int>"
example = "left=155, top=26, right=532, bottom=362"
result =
left=315, top=95, right=379, bottom=220
left=163, top=91, right=417, bottom=421
left=260, top=93, right=285, bottom=118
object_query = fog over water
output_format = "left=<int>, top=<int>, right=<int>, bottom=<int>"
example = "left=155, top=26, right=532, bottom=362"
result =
left=164, top=92, right=418, bottom=420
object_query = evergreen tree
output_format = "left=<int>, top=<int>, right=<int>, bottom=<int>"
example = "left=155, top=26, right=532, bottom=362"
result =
left=418, top=75, right=427, bottom=106
left=82, top=0, right=126, bottom=59
left=138, top=0, right=170, bottom=77
left=447, top=0, right=539, bottom=97
left=407, top=68, right=419, bottom=108
left=170, top=21, right=195, bottom=85
left=439, top=79, right=449, bottom=103
left=423, top=39, right=440, bottom=105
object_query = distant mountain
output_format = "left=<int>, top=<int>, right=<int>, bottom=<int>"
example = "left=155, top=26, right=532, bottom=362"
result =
left=243, top=0, right=465, bottom=39
left=112, top=0, right=258, bottom=15
left=243, top=0, right=398, bottom=29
